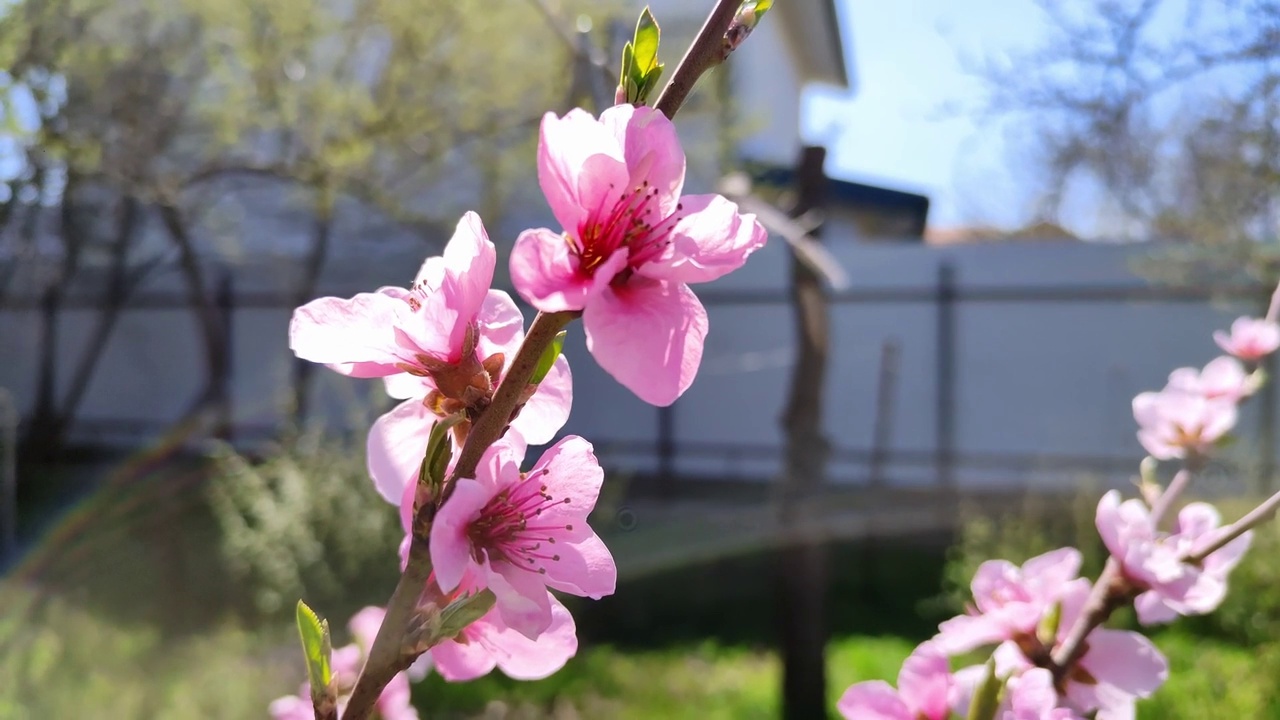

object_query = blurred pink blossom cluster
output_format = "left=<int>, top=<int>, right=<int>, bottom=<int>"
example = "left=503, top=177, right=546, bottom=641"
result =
left=840, top=308, right=1277, bottom=719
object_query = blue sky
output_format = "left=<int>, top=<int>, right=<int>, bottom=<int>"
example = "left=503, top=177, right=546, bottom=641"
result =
left=803, top=0, right=1053, bottom=231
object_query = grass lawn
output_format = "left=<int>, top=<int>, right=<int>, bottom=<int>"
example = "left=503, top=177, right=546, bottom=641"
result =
left=6, top=454, right=1280, bottom=718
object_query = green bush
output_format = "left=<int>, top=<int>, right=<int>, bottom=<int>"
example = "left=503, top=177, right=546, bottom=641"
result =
left=206, top=429, right=403, bottom=617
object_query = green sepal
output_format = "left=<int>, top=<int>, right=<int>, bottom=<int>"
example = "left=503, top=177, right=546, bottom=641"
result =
left=1037, top=600, right=1062, bottom=648
left=294, top=600, right=335, bottom=709
left=530, top=330, right=567, bottom=385
left=437, top=589, right=498, bottom=640
left=966, top=657, right=1005, bottom=720
left=420, top=413, right=466, bottom=503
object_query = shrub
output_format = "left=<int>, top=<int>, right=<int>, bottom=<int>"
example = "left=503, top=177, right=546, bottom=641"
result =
left=205, top=429, right=403, bottom=617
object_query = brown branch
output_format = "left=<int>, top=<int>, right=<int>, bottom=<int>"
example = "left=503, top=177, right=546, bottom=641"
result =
left=341, top=2, right=762, bottom=714
left=1187, top=487, right=1280, bottom=563
left=653, top=0, right=741, bottom=119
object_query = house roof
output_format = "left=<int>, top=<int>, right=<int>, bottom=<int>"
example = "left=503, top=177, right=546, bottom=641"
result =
left=775, top=0, right=852, bottom=89
left=752, top=165, right=930, bottom=236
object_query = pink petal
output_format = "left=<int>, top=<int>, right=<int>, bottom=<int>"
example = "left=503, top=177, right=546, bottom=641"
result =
left=542, top=532, right=617, bottom=599
left=1094, top=491, right=1127, bottom=559
left=599, top=104, right=685, bottom=218
left=582, top=277, right=708, bottom=407
left=481, top=594, right=579, bottom=680
left=348, top=606, right=387, bottom=651
left=836, top=681, right=913, bottom=720
left=441, top=212, right=496, bottom=317
left=475, top=290, right=525, bottom=361
left=639, top=194, right=768, bottom=284
left=510, top=228, right=628, bottom=312
left=511, top=356, right=573, bottom=445
left=897, top=642, right=951, bottom=719
left=431, top=636, right=498, bottom=682
left=376, top=673, right=419, bottom=720
left=537, top=109, right=630, bottom=233
left=487, top=561, right=555, bottom=639
left=429, top=478, right=495, bottom=592
left=528, top=436, right=604, bottom=537
left=289, top=292, right=406, bottom=376
left=933, top=613, right=1010, bottom=655
left=1022, top=547, right=1084, bottom=594
left=1175, top=502, right=1221, bottom=539
left=1200, top=528, right=1252, bottom=575
left=269, top=695, right=314, bottom=720
left=971, top=559, right=1021, bottom=612
left=1071, top=629, right=1167, bottom=713
left=367, top=399, right=433, bottom=504
left=1134, top=590, right=1180, bottom=625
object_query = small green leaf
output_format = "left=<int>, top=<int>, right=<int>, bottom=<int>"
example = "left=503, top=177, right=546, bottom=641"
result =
left=295, top=600, right=333, bottom=705
left=617, top=7, right=663, bottom=104
left=436, top=589, right=497, bottom=640
left=632, top=7, right=661, bottom=76
left=1036, top=601, right=1062, bottom=648
left=530, top=331, right=567, bottom=385
left=618, top=42, right=635, bottom=91
left=966, top=657, right=1005, bottom=720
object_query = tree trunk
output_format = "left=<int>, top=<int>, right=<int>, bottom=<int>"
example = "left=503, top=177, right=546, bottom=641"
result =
left=160, top=203, right=232, bottom=439
left=777, top=145, right=831, bottom=720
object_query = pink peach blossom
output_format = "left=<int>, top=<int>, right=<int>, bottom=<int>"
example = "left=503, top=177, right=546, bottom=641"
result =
left=837, top=642, right=955, bottom=720
left=510, top=104, right=768, bottom=406
left=1131, top=389, right=1236, bottom=460
left=429, top=580, right=579, bottom=682
left=269, top=607, right=418, bottom=720
left=1096, top=490, right=1252, bottom=624
left=1165, top=356, right=1259, bottom=403
left=933, top=548, right=1087, bottom=654
left=999, top=668, right=1082, bottom=720
left=1214, top=316, right=1280, bottom=362
left=290, top=211, right=573, bottom=503
left=430, top=435, right=616, bottom=639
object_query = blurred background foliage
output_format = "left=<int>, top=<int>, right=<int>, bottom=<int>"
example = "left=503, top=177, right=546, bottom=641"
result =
left=5, top=450, right=1280, bottom=717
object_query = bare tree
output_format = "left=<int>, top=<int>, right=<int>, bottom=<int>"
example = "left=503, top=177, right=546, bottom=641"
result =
left=975, top=0, right=1280, bottom=278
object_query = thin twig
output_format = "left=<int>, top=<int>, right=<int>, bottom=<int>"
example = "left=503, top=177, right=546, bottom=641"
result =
left=340, top=538, right=433, bottom=720
left=653, top=0, right=741, bottom=119
left=1187, top=487, right=1280, bottom=563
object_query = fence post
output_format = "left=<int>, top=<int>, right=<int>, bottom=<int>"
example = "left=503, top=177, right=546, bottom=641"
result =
left=868, top=338, right=901, bottom=487
left=656, top=404, right=676, bottom=498
left=215, top=269, right=235, bottom=443
left=935, top=262, right=956, bottom=488
left=0, top=388, right=16, bottom=568
left=1259, top=292, right=1277, bottom=493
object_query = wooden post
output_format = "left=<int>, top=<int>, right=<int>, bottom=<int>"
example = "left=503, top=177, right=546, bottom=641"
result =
left=777, top=145, right=831, bottom=720
left=934, top=262, right=956, bottom=488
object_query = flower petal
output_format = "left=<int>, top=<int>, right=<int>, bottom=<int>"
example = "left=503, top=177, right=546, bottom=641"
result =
left=600, top=104, right=685, bottom=217
left=639, top=194, right=768, bottom=284
left=430, top=636, right=498, bottom=682
left=836, top=681, right=912, bottom=720
left=510, top=228, right=627, bottom=312
left=367, top=400, right=433, bottom=504
left=537, top=109, right=629, bottom=233
left=512, top=355, right=573, bottom=445
left=429, top=478, right=494, bottom=592
left=487, top=561, right=555, bottom=639
left=582, top=277, right=708, bottom=406
left=480, top=594, right=579, bottom=680
left=289, top=292, right=406, bottom=376
left=543, top=532, right=617, bottom=599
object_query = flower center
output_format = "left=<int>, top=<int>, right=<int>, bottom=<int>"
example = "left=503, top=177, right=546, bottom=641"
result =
left=569, top=181, right=683, bottom=279
left=466, top=469, right=575, bottom=573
